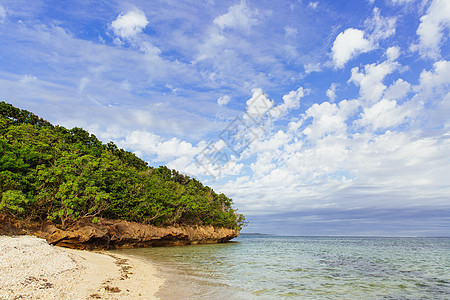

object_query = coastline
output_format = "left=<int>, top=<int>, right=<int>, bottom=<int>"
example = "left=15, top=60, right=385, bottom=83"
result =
left=0, top=235, right=164, bottom=299
left=0, top=214, right=240, bottom=250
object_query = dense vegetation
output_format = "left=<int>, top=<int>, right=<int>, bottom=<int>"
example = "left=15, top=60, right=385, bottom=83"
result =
left=0, top=102, right=245, bottom=230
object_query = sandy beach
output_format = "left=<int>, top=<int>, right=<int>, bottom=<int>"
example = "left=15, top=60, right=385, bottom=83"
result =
left=0, top=235, right=164, bottom=299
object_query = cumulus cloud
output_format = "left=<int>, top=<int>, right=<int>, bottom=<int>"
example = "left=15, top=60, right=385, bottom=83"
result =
left=277, top=87, right=304, bottom=115
left=412, top=60, right=450, bottom=134
left=116, top=130, right=161, bottom=156
left=220, top=54, right=450, bottom=215
left=242, top=87, right=303, bottom=123
left=357, top=98, right=412, bottom=130
left=213, top=0, right=258, bottom=31
left=410, top=0, right=450, bottom=59
left=217, top=95, right=231, bottom=106
left=111, top=9, right=149, bottom=40
left=384, top=78, right=411, bottom=100
left=417, top=60, right=450, bottom=93
left=326, top=83, right=338, bottom=102
left=331, top=8, right=397, bottom=69
left=349, top=57, right=399, bottom=103
left=218, top=54, right=450, bottom=217
left=245, top=88, right=275, bottom=117
left=386, top=46, right=400, bottom=61
left=117, top=130, right=201, bottom=165
left=331, top=28, right=374, bottom=68
left=303, top=101, right=357, bottom=140
left=219, top=82, right=449, bottom=218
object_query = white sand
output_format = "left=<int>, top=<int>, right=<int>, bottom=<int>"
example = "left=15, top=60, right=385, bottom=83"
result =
left=0, top=235, right=164, bottom=299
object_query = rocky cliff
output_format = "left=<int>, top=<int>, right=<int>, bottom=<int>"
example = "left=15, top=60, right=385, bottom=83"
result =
left=0, top=214, right=240, bottom=250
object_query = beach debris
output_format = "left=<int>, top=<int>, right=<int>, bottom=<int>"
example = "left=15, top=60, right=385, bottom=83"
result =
left=104, top=285, right=121, bottom=293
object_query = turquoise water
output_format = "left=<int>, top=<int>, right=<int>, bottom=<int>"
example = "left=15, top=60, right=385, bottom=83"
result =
left=116, top=235, right=450, bottom=299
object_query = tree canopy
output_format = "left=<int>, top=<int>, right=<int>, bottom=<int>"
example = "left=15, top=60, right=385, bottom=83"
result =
left=0, top=101, right=245, bottom=230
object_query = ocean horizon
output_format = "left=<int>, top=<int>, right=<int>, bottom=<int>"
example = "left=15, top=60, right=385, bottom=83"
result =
left=115, top=235, right=450, bottom=299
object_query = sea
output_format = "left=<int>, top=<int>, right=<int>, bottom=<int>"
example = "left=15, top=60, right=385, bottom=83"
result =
left=115, top=235, right=450, bottom=299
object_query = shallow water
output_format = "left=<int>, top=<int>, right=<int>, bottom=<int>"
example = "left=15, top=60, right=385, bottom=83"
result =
left=115, top=236, right=450, bottom=299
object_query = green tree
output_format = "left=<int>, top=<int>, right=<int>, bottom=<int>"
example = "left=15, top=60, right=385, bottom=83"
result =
left=0, top=190, right=28, bottom=218
left=0, top=101, right=246, bottom=230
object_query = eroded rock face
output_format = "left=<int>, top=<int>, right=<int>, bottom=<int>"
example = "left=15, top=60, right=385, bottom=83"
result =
left=0, top=215, right=240, bottom=250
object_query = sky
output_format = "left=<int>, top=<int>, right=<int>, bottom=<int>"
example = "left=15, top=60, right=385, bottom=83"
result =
left=0, top=0, right=449, bottom=236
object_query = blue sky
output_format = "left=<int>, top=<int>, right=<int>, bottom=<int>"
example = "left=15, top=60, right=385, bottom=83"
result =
left=0, top=0, right=449, bottom=236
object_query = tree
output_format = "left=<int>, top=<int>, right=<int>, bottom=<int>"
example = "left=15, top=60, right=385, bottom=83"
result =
left=0, top=190, right=28, bottom=218
left=0, top=102, right=246, bottom=229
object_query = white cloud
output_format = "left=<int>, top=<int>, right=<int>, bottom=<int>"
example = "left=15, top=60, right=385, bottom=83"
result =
left=121, top=80, right=131, bottom=91
left=304, top=63, right=321, bottom=74
left=0, top=5, right=6, bottom=23
left=217, top=95, right=231, bottom=106
left=357, top=98, right=412, bottom=130
left=111, top=9, right=149, bottom=40
left=250, top=151, right=278, bottom=178
left=331, top=8, right=397, bottom=69
left=139, top=41, right=161, bottom=56
left=347, top=131, right=449, bottom=188
left=326, top=83, right=338, bottom=102
left=196, top=29, right=227, bottom=61
left=410, top=0, right=450, bottom=59
left=117, top=130, right=202, bottom=166
left=303, top=101, right=355, bottom=140
left=384, top=79, right=411, bottom=100
left=19, top=74, right=38, bottom=84
left=219, top=85, right=449, bottom=216
left=386, top=46, right=400, bottom=61
left=195, top=1, right=261, bottom=72
left=117, top=130, right=160, bottom=154
left=365, top=7, right=397, bottom=42
left=284, top=26, right=297, bottom=38
left=391, top=0, right=414, bottom=4
left=308, top=2, right=319, bottom=10
left=213, top=0, right=258, bottom=31
left=78, top=77, right=89, bottom=93
left=156, top=137, right=196, bottom=160
left=331, top=28, right=374, bottom=68
left=349, top=58, right=399, bottom=103
left=418, top=59, right=450, bottom=91
left=245, top=88, right=275, bottom=117
left=277, top=87, right=304, bottom=115
left=2, top=1, right=450, bottom=234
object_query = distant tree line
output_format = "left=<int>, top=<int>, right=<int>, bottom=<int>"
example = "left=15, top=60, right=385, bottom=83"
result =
left=0, top=101, right=246, bottom=230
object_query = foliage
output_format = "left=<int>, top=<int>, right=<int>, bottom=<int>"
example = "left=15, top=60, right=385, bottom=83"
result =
left=0, top=101, right=245, bottom=230
left=0, top=190, right=28, bottom=218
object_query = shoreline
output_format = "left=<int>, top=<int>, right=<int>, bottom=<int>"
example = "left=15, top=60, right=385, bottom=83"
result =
left=0, top=235, right=164, bottom=299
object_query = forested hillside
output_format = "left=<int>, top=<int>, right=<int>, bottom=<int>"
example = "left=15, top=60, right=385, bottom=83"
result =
left=0, top=101, right=245, bottom=230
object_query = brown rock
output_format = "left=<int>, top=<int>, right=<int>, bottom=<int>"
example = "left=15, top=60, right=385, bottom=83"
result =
left=0, top=214, right=240, bottom=250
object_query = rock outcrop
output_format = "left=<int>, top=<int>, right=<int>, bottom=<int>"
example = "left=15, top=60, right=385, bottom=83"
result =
left=0, top=214, right=240, bottom=250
